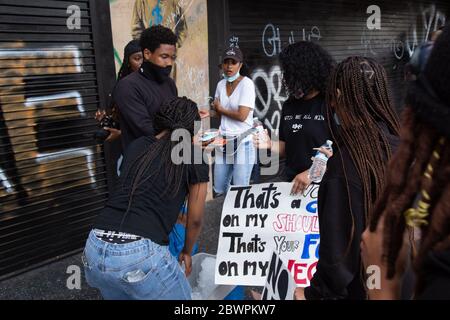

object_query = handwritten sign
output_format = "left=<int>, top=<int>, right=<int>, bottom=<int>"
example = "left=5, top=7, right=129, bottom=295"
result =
left=215, top=182, right=320, bottom=286
left=261, top=251, right=297, bottom=300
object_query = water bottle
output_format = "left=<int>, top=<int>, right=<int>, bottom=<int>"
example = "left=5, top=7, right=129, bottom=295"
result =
left=308, top=140, right=333, bottom=183
left=253, top=117, right=266, bottom=141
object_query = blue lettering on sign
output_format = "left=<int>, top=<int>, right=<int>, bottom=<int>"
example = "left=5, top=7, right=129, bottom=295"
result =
left=301, top=234, right=320, bottom=259
left=306, top=200, right=317, bottom=213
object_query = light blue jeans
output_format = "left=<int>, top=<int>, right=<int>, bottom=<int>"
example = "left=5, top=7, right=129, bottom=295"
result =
left=214, top=140, right=256, bottom=195
left=82, top=230, right=191, bottom=300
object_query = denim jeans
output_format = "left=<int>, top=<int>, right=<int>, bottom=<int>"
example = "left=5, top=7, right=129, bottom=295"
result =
left=214, top=139, right=256, bottom=195
left=83, top=230, right=192, bottom=300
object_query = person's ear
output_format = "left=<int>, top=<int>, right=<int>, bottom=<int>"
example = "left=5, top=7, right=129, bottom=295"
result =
left=337, top=88, right=342, bottom=99
left=143, top=48, right=152, bottom=61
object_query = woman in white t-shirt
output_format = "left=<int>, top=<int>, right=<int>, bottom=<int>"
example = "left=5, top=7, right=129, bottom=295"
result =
left=211, top=46, right=256, bottom=195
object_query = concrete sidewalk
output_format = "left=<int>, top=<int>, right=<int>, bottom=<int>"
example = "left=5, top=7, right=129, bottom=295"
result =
left=0, top=195, right=226, bottom=300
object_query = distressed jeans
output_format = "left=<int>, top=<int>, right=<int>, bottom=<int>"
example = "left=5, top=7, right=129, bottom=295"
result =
left=82, top=230, right=192, bottom=300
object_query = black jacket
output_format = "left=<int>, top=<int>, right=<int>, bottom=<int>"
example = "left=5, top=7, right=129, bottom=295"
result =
left=305, top=125, right=399, bottom=300
left=113, top=62, right=177, bottom=149
left=417, top=249, right=450, bottom=299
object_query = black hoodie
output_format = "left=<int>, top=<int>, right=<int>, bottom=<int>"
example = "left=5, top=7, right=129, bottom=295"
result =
left=305, top=123, right=399, bottom=300
left=113, top=61, right=177, bottom=149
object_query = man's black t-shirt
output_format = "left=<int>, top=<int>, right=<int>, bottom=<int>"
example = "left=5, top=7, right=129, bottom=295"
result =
left=94, top=136, right=209, bottom=245
left=279, top=95, right=331, bottom=181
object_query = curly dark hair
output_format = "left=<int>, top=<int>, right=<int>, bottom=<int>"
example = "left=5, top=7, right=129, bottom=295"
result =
left=139, top=25, right=178, bottom=53
left=279, top=41, right=334, bottom=97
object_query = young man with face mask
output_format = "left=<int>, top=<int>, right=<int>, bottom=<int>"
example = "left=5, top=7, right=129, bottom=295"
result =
left=113, top=25, right=178, bottom=149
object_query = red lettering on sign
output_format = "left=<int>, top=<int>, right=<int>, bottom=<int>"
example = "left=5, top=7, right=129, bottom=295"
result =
left=287, top=259, right=318, bottom=285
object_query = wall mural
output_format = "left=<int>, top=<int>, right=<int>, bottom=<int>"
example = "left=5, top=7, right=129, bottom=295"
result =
left=109, top=0, right=210, bottom=108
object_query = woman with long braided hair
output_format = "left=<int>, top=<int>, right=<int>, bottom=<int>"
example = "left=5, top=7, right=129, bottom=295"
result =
left=83, top=97, right=209, bottom=300
left=362, top=25, right=450, bottom=300
left=295, top=56, right=400, bottom=300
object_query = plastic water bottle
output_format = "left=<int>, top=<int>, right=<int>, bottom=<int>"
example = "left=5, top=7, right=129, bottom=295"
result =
left=308, top=140, right=333, bottom=183
left=253, top=117, right=266, bottom=141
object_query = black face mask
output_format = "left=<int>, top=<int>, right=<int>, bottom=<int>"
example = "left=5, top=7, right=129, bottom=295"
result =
left=293, top=86, right=312, bottom=99
left=140, top=61, right=172, bottom=83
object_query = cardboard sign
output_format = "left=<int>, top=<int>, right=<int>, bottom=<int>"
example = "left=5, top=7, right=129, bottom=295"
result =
left=215, top=182, right=320, bottom=286
left=261, top=251, right=297, bottom=300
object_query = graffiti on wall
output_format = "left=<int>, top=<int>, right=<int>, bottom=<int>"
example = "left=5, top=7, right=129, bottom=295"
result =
left=360, top=30, right=406, bottom=60
left=0, top=44, right=99, bottom=210
left=262, top=23, right=321, bottom=57
left=404, top=4, right=446, bottom=57
left=110, top=0, right=209, bottom=107
left=251, top=66, right=287, bottom=132
left=360, top=4, right=446, bottom=60
left=251, top=3, right=446, bottom=134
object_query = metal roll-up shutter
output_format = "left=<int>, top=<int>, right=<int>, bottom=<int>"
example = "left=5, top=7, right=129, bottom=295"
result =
left=0, top=0, right=113, bottom=278
left=224, top=0, right=449, bottom=134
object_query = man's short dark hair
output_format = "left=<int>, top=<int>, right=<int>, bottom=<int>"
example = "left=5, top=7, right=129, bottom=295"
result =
left=140, top=25, right=178, bottom=52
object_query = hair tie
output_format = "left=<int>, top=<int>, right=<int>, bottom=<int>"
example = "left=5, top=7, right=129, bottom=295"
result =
left=403, top=139, right=444, bottom=227
left=404, top=201, right=430, bottom=228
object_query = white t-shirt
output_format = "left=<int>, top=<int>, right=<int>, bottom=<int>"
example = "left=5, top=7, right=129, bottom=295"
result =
left=214, top=76, right=256, bottom=137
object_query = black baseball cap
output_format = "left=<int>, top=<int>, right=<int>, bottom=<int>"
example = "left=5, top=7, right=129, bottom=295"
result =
left=223, top=46, right=243, bottom=62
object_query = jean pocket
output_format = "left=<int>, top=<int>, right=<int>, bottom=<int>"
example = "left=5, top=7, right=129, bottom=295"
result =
left=81, top=247, right=93, bottom=270
left=119, top=258, right=166, bottom=299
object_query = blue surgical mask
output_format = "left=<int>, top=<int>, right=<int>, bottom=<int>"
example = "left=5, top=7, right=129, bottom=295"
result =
left=223, top=71, right=240, bottom=82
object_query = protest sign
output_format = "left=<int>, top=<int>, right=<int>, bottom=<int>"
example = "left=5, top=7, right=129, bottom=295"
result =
left=261, top=251, right=297, bottom=300
left=215, top=182, right=320, bottom=286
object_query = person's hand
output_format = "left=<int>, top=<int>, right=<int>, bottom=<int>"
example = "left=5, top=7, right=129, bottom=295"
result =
left=294, top=287, right=306, bottom=300
left=361, top=215, right=410, bottom=300
left=194, top=131, right=217, bottom=149
left=179, top=251, right=192, bottom=277
left=291, top=170, right=311, bottom=195
left=198, top=109, right=210, bottom=119
left=212, top=98, right=223, bottom=114
left=313, top=146, right=333, bottom=158
left=104, top=128, right=121, bottom=142
left=201, top=137, right=215, bottom=148
left=253, top=129, right=272, bottom=149
left=95, top=110, right=106, bottom=122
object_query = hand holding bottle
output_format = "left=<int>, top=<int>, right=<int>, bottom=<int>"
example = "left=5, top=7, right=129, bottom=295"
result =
left=308, top=140, right=333, bottom=183
left=253, top=118, right=271, bottom=149
left=291, top=170, right=311, bottom=195
left=312, top=145, right=333, bottom=158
